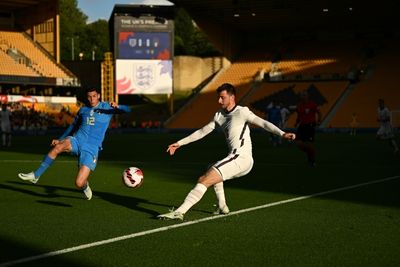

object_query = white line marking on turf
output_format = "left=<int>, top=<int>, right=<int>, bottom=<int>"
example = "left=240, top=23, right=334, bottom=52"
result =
left=0, top=175, right=399, bottom=267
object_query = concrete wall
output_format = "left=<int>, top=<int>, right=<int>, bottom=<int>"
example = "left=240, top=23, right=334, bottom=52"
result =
left=173, top=56, right=230, bottom=91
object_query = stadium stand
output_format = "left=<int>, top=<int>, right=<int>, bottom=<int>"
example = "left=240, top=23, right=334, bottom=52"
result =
left=166, top=42, right=356, bottom=129
left=242, top=81, right=348, bottom=128
left=242, top=82, right=292, bottom=119
left=0, top=47, right=39, bottom=77
left=166, top=54, right=272, bottom=128
left=0, top=0, right=82, bottom=132
left=9, top=102, right=79, bottom=131
left=276, top=41, right=363, bottom=76
left=1, top=0, right=396, bottom=132
left=328, top=41, right=400, bottom=128
left=286, top=82, right=348, bottom=128
left=0, top=30, right=70, bottom=78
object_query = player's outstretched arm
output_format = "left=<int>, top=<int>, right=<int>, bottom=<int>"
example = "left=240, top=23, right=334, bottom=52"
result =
left=166, top=124, right=213, bottom=156
left=109, top=102, right=131, bottom=113
left=58, top=110, right=81, bottom=140
left=167, top=143, right=180, bottom=156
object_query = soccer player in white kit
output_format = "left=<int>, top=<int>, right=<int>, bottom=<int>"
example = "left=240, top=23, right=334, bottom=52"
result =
left=158, top=83, right=296, bottom=220
left=1, top=103, right=12, bottom=147
left=377, top=99, right=398, bottom=154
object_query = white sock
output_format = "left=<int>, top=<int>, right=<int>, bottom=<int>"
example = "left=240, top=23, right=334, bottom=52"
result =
left=214, top=182, right=227, bottom=208
left=176, top=183, right=207, bottom=214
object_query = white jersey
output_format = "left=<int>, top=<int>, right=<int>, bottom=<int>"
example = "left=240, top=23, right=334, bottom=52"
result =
left=377, top=106, right=394, bottom=139
left=378, top=107, right=391, bottom=126
left=177, top=105, right=285, bottom=157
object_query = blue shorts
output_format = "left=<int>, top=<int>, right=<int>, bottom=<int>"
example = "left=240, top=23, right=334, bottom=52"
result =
left=69, top=136, right=99, bottom=171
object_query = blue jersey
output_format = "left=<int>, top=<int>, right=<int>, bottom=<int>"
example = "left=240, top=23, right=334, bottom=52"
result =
left=266, top=106, right=282, bottom=126
left=59, top=102, right=130, bottom=150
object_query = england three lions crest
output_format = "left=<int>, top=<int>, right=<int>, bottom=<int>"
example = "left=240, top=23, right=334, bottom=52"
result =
left=134, top=64, right=156, bottom=91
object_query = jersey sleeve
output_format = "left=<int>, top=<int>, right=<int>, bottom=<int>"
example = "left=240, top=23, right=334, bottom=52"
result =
left=177, top=120, right=216, bottom=146
left=114, top=104, right=131, bottom=113
left=94, top=102, right=131, bottom=114
left=244, top=107, right=285, bottom=136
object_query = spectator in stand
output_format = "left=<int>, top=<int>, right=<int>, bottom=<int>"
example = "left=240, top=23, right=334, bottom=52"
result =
left=255, top=67, right=265, bottom=82
left=295, top=91, right=321, bottom=167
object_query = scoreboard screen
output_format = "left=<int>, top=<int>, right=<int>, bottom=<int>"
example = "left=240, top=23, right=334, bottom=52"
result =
left=118, top=31, right=171, bottom=60
left=112, top=13, right=174, bottom=94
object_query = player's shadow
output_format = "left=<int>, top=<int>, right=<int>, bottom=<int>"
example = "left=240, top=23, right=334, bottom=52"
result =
left=2, top=181, right=170, bottom=216
left=93, top=190, right=170, bottom=217
left=36, top=200, right=73, bottom=207
left=0, top=237, right=90, bottom=267
left=1, top=181, right=78, bottom=199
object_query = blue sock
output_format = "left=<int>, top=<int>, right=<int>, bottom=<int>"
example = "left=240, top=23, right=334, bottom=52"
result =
left=34, top=155, right=54, bottom=178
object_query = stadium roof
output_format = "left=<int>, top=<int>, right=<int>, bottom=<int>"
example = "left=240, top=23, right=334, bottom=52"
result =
left=0, top=0, right=51, bottom=12
left=170, top=0, right=397, bottom=33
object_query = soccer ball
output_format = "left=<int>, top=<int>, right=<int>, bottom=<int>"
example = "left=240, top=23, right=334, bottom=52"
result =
left=122, top=167, right=144, bottom=188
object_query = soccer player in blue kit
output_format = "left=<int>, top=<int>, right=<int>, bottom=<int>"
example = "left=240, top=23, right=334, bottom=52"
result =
left=18, top=87, right=130, bottom=200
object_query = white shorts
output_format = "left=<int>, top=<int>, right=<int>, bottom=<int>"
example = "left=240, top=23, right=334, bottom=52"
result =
left=377, top=123, right=394, bottom=139
left=212, top=154, right=254, bottom=181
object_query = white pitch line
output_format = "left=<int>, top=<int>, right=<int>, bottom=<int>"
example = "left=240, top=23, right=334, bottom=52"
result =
left=1, top=175, right=399, bottom=267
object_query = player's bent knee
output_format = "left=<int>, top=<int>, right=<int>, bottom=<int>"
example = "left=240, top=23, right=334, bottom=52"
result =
left=198, top=171, right=222, bottom=188
left=52, top=143, right=68, bottom=155
left=198, top=175, right=207, bottom=184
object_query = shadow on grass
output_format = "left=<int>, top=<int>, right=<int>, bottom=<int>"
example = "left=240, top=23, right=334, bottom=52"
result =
left=3, top=133, right=400, bottom=210
left=0, top=237, right=89, bottom=267
left=36, top=200, right=73, bottom=207
left=3, top=181, right=170, bottom=217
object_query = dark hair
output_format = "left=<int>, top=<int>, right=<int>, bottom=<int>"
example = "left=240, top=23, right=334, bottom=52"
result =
left=216, top=83, right=236, bottom=96
left=85, top=86, right=100, bottom=94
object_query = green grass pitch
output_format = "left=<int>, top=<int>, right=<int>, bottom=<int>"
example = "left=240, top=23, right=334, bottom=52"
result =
left=0, top=131, right=399, bottom=266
